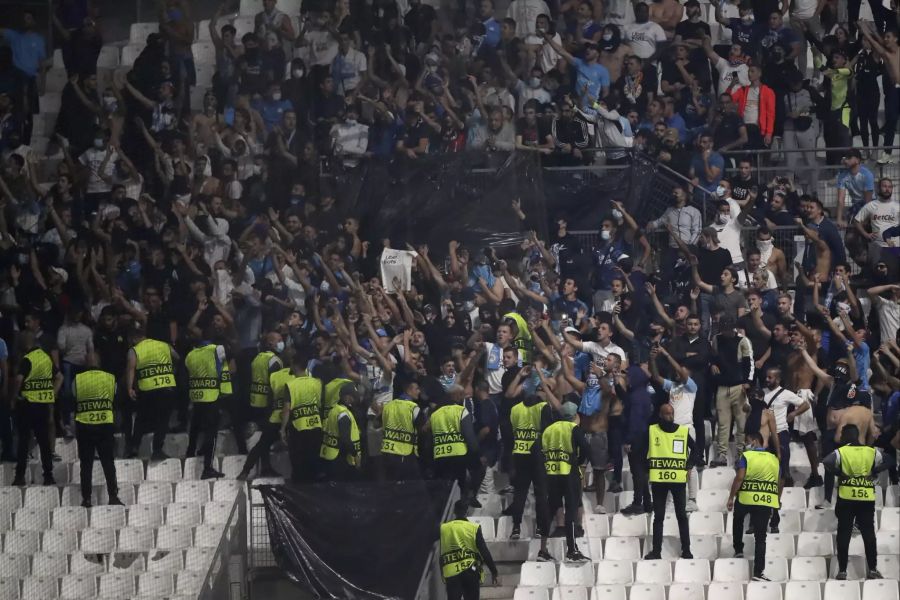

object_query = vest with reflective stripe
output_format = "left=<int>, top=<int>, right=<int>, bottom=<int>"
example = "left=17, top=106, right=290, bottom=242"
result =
left=737, top=450, right=781, bottom=508
left=220, top=363, right=233, bottom=395
left=133, top=339, right=176, bottom=391
left=838, top=445, right=876, bottom=502
left=185, top=344, right=221, bottom=403
left=22, top=348, right=54, bottom=403
left=510, top=401, right=546, bottom=455
left=648, top=424, right=689, bottom=483
left=74, top=370, right=115, bottom=425
left=381, top=399, right=418, bottom=456
left=324, top=377, right=353, bottom=418
left=542, top=420, right=576, bottom=475
left=250, top=351, right=278, bottom=408
left=439, top=520, right=483, bottom=581
left=503, top=311, right=533, bottom=364
left=431, top=404, right=466, bottom=459
left=268, top=368, right=295, bottom=424
left=320, top=404, right=360, bottom=465
left=286, top=375, right=322, bottom=431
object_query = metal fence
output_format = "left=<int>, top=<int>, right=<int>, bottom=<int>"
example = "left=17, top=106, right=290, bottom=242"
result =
left=199, top=488, right=248, bottom=600
left=248, top=486, right=277, bottom=572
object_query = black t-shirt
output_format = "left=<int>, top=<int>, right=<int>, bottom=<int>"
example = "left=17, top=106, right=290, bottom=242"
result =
left=729, top=174, right=756, bottom=204
left=695, top=246, right=733, bottom=286
left=94, top=329, right=128, bottom=378
left=713, top=113, right=745, bottom=149
left=674, top=20, right=711, bottom=64
left=738, top=311, right=776, bottom=358
left=516, top=117, right=551, bottom=147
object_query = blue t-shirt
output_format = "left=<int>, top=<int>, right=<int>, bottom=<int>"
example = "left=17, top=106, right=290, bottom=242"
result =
left=837, top=166, right=875, bottom=207
left=1, top=29, right=46, bottom=77
left=666, top=113, right=689, bottom=143
left=690, top=151, right=725, bottom=192
left=572, top=58, right=610, bottom=111
left=726, top=19, right=765, bottom=55
left=853, top=341, right=871, bottom=391
left=252, top=98, right=294, bottom=132
left=482, top=18, right=501, bottom=48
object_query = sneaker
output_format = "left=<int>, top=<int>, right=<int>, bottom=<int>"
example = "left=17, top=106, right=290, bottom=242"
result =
left=81, top=499, right=92, bottom=509
left=836, top=571, right=848, bottom=581
left=621, top=504, right=646, bottom=516
left=867, top=570, right=883, bottom=580
left=753, top=574, right=771, bottom=582
left=584, top=483, right=599, bottom=492
left=877, top=152, right=895, bottom=164
left=710, top=457, right=728, bottom=468
left=469, top=498, right=482, bottom=509
left=499, top=485, right=515, bottom=495
left=566, top=550, right=589, bottom=563
left=803, top=475, right=824, bottom=489
left=608, top=482, right=623, bottom=493
left=770, top=526, right=780, bottom=534
left=734, top=552, right=744, bottom=559
left=510, top=525, right=521, bottom=540
left=815, top=501, right=833, bottom=510
left=644, top=551, right=662, bottom=560
left=108, top=497, right=124, bottom=506
left=686, top=499, right=699, bottom=513
left=746, top=526, right=755, bottom=534
left=593, top=505, right=607, bottom=514
left=201, top=468, right=225, bottom=480
left=682, top=551, right=693, bottom=559
left=537, top=550, right=555, bottom=562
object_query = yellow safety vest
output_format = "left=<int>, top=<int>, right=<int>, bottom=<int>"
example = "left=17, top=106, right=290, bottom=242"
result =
left=382, top=398, right=418, bottom=456
left=542, top=420, right=576, bottom=475
left=220, top=363, right=233, bottom=395
left=286, top=375, right=322, bottom=431
left=74, top=370, right=115, bottom=425
left=503, top=311, right=533, bottom=364
left=133, top=339, right=176, bottom=391
left=510, top=401, right=546, bottom=455
left=648, top=423, right=689, bottom=483
left=439, top=520, right=483, bottom=581
left=737, top=450, right=781, bottom=508
left=185, top=344, right=221, bottom=403
left=838, top=445, right=876, bottom=502
left=21, top=348, right=54, bottom=404
left=324, top=377, right=353, bottom=418
left=320, top=404, right=361, bottom=465
left=431, top=404, right=466, bottom=459
left=250, top=351, right=279, bottom=408
left=268, top=368, right=295, bottom=424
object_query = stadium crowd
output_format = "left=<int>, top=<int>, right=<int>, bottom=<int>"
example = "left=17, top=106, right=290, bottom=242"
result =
left=0, top=0, right=897, bottom=587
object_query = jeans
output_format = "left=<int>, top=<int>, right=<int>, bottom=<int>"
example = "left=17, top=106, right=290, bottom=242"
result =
left=715, top=385, right=748, bottom=460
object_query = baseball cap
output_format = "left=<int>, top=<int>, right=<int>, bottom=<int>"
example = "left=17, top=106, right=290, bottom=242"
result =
left=560, top=402, right=579, bottom=420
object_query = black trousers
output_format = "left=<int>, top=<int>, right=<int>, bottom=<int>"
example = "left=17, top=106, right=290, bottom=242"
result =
left=130, top=388, right=174, bottom=455
left=324, top=457, right=358, bottom=481
left=733, top=502, right=771, bottom=574
left=446, top=567, right=480, bottom=600
left=187, top=401, right=220, bottom=469
left=288, top=428, right=323, bottom=483
left=628, top=449, right=652, bottom=510
left=383, top=453, right=421, bottom=480
left=76, top=423, right=118, bottom=503
left=836, top=499, right=877, bottom=571
left=244, top=422, right=280, bottom=475
left=14, top=402, right=54, bottom=481
left=510, top=452, right=549, bottom=531
left=650, top=482, right=691, bottom=555
left=435, top=456, right=472, bottom=500
left=544, top=473, right=581, bottom=552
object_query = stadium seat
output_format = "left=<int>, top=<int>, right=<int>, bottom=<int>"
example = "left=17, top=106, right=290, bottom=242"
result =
left=115, top=459, right=144, bottom=484
left=689, top=512, right=724, bottom=535
left=766, top=534, right=796, bottom=558
left=707, top=582, right=745, bottom=600
left=881, top=508, right=900, bottom=532
left=138, top=572, right=175, bottom=596
left=747, top=581, right=783, bottom=600
left=630, top=584, right=666, bottom=600
left=182, top=457, right=205, bottom=480
left=469, top=516, right=495, bottom=540
left=51, top=507, right=87, bottom=530
left=669, top=583, right=704, bottom=600
left=202, top=501, right=233, bottom=524
left=137, top=482, right=174, bottom=505
left=0, top=555, right=29, bottom=579
left=31, top=553, right=69, bottom=577
left=156, top=525, right=192, bottom=551
left=636, top=559, right=673, bottom=585
left=118, top=526, right=155, bottom=552
left=194, top=523, right=225, bottom=547
left=212, top=480, right=243, bottom=503
left=97, top=45, right=119, bottom=69
left=166, top=502, right=202, bottom=526
left=876, top=532, right=899, bottom=555
left=803, top=510, right=838, bottom=532
left=21, top=577, right=58, bottom=598
left=584, top=515, right=609, bottom=538
left=233, top=16, right=255, bottom=38
left=98, top=573, right=135, bottom=597
left=44, top=68, right=68, bottom=94
left=121, top=45, right=144, bottom=67
left=109, top=551, right=145, bottom=573
left=587, top=538, right=604, bottom=560
left=516, top=589, right=550, bottom=600
left=0, top=577, right=19, bottom=599
left=192, top=41, right=216, bottom=64
left=701, top=468, right=735, bottom=490
left=880, top=555, right=900, bottom=579
left=238, top=0, right=257, bottom=14
left=185, top=548, right=214, bottom=572
left=551, top=588, right=588, bottom=600
left=558, top=562, right=594, bottom=586
left=14, top=508, right=50, bottom=531
left=81, top=527, right=116, bottom=553
left=780, top=488, right=807, bottom=511
left=520, top=562, right=557, bottom=587
left=176, top=571, right=205, bottom=595
left=863, top=580, right=899, bottom=600
left=147, top=549, right=184, bottom=573
left=594, top=561, right=633, bottom=585
left=674, top=559, right=711, bottom=583
left=761, top=558, right=789, bottom=582
left=825, top=581, right=861, bottom=600
left=27, top=486, right=60, bottom=511
left=6, top=530, right=40, bottom=554
left=60, top=574, right=97, bottom=599
left=41, top=530, right=77, bottom=554
left=0, top=489, right=22, bottom=513
left=886, top=486, right=899, bottom=508
left=713, top=559, right=749, bottom=582
left=70, top=553, right=105, bottom=575
left=611, top=514, right=648, bottom=537
left=697, top=490, right=728, bottom=512
left=90, top=505, right=126, bottom=529
left=603, top=537, right=641, bottom=560
left=129, top=22, right=159, bottom=43
left=220, top=456, right=247, bottom=480
left=796, top=532, right=833, bottom=556
left=790, top=556, right=827, bottom=581
left=128, top=504, right=164, bottom=528
left=147, top=459, right=182, bottom=482
left=497, top=516, right=533, bottom=539
left=39, top=93, right=62, bottom=114
left=786, top=581, right=822, bottom=600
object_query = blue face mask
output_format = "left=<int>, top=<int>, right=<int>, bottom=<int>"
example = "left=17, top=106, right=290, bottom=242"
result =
left=168, top=8, right=182, bottom=21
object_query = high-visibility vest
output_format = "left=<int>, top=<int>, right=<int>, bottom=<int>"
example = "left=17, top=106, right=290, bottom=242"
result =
left=185, top=344, right=221, bottom=403
left=737, top=450, right=781, bottom=508
left=74, top=370, right=115, bottom=425
left=268, top=368, right=295, bottom=424
left=503, top=311, right=533, bottom=364
left=439, top=519, right=483, bottom=581
left=286, top=375, right=322, bottom=431
left=250, top=351, right=279, bottom=408
left=21, top=348, right=54, bottom=403
left=648, top=424, right=689, bottom=483
left=324, top=377, right=353, bottom=418
left=837, top=445, right=876, bottom=502
left=320, top=404, right=361, bottom=465
left=381, top=399, right=418, bottom=456
left=542, top=420, right=576, bottom=475
left=431, top=404, right=466, bottom=459
left=133, top=339, right=176, bottom=391
left=511, top=401, right=546, bottom=455
left=220, top=363, right=233, bottom=395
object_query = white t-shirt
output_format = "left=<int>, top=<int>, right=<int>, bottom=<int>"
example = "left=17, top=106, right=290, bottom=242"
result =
left=623, top=21, right=667, bottom=59
left=712, top=198, right=744, bottom=264
left=506, top=0, right=551, bottom=37
left=664, top=377, right=697, bottom=426
left=78, top=147, right=118, bottom=194
left=525, top=33, right=563, bottom=73
left=743, top=86, right=760, bottom=125
left=298, top=29, right=338, bottom=66
left=764, top=386, right=807, bottom=432
left=483, top=342, right=507, bottom=395
left=714, top=57, right=750, bottom=95
left=790, top=0, right=818, bottom=20
left=331, top=48, right=367, bottom=94
left=871, top=296, right=900, bottom=349
left=581, top=339, right=627, bottom=364
left=853, top=198, right=899, bottom=247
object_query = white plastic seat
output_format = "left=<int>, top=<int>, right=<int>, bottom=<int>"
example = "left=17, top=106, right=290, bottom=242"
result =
left=202, top=501, right=233, bottom=525
left=117, top=526, right=155, bottom=552
left=24, top=488, right=60, bottom=512
left=175, top=481, right=211, bottom=504
left=13, top=508, right=49, bottom=531
left=156, top=525, right=192, bottom=551
left=880, top=555, right=900, bottom=579
left=591, top=585, right=626, bottom=600
left=774, top=511, right=801, bottom=534
left=469, top=517, right=495, bottom=540
left=41, top=530, right=77, bottom=553
left=0, top=577, right=19, bottom=599
left=697, top=490, right=728, bottom=512
left=120, top=44, right=143, bottom=67
left=584, top=515, right=609, bottom=538
left=553, top=589, right=587, bottom=600
left=129, top=22, right=159, bottom=43
left=803, top=510, right=838, bottom=532
left=747, top=581, right=783, bottom=600
left=673, top=559, right=711, bottom=583
left=862, top=580, right=899, bottom=600
left=880, top=508, right=900, bottom=532
left=630, top=584, right=666, bottom=600
left=515, top=589, right=550, bottom=600
left=713, top=558, right=749, bottom=582
left=886, top=486, right=899, bottom=508
left=147, top=459, right=182, bottom=482
left=97, top=45, right=119, bottom=68
left=0, top=555, right=29, bottom=578
left=685, top=536, right=717, bottom=560
left=147, top=549, right=184, bottom=573
left=689, top=512, right=724, bottom=536
left=185, top=548, right=214, bottom=572
left=70, top=552, right=105, bottom=575
left=496, top=516, right=533, bottom=540
left=176, top=571, right=205, bottom=595
left=786, top=581, right=822, bottom=600
left=60, top=574, right=97, bottom=600
left=98, top=573, right=135, bottom=598
left=0, top=489, right=22, bottom=513
left=70, top=461, right=103, bottom=486
left=39, top=93, right=62, bottom=114
left=796, top=532, right=833, bottom=556
left=766, top=534, right=796, bottom=558
left=611, top=514, right=648, bottom=537
left=128, top=504, right=163, bottom=528
left=761, top=558, right=788, bottom=582
left=707, top=582, right=744, bottom=600
left=701, top=468, right=734, bottom=490
left=5, top=530, right=40, bottom=554
left=603, top=537, right=641, bottom=560
left=89, top=505, right=126, bottom=529
left=32, top=553, right=69, bottom=577
left=21, top=577, right=57, bottom=598
left=194, top=523, right=226, bottom=548
left=166, top=503, right=202, bottom=526
left=138, top=572, right=175, bottom=596
left=219, top=456, right=247, bottom=480
left=182, top=457, right=205, bottom=481
left=594, top=561, right=633, bottom=585
left=824, top=581, right=861, bottom=600
left=232, top=16, right=255, bottom=38
left=634, top=560, right=672, bottom=585
left=780, top=488, right=807, bottom=511
left=876, top=532, right=899, bottom=555
left=81, top=527, right=116, bottom=553
left=212, top=480, right=242, bottom=502
left=137, top=482, right=173, bottom=505
left=830, top=555, right=868, bottom=580
left=191, top=41, right=216, bottom=65
left=114, top=459, right=144, bottom=484
left=520, top=562, right=557, bottom=587
left=238, top=0, right=258, bottom=14
left=669, top=583, right=704, bottom=600
left=558, top=562, right=594, bottom=586
left=51, top=506, right=87, bottom=530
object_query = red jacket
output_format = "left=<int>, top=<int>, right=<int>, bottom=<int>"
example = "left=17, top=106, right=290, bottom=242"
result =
left=731, top=84, right=775, bottom=139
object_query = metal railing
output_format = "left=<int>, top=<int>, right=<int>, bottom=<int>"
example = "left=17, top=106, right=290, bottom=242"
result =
left=199, top=486, right=248, bottom=600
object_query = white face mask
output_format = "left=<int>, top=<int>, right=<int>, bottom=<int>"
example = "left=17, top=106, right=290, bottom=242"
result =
left=94, top=138, right=104, bottom=149
left=528, top=77, right=542, bottom=88
left=600, top=230, right=611, bottom=241
left=272, top=92, right=282, bottom=101
left=716, top=214, right=729, bottom=225
left=741, top=14, right=754, bottom=23
left=716, top=185, right=728, bottom=198
left=758, top=239, right=773, bottom=250
left=602, top=32, right=613, bottom=41
left=611, top=208, right=623, bottom=221
left=292, top=69, right=304, bottom=78
left=275, top=340, right=285, bottom=353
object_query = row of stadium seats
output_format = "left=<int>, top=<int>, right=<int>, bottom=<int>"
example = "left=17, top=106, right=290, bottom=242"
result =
left=0, top=547, right=213, bottom=577
left=0, top=570, right=203, bottom=599
left=1, top=522, right=228, bottom=554
left=0, top=500, right=234, bottom=531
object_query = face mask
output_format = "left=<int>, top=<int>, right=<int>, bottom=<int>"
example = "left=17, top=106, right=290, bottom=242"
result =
left=611, top=208, right=623, bottom=221
left=426, top=65, right=437, bottom=73
left=346, top=118, right=357, bottom=125
left=741, top=14, right=754, bottom=23
left=275, top=341, right=285, bottom=353
left=94, top=138, right=104, bottom=149
left=271, top=92, right=282, bottom=101
left=293, top=69, right=304, bottom=78
left=528, top=77, right=541, bottom=88
left=600, top=230, right=611, bottom=241
left=716, top=214, right=729, bottom=225
left=758, top=239, right=773, bottom=250
left=716, top=185, right=727, bottom=198
left=602, top=32, right=613, bottom=41
left=290, top=194, right=305, bottom=205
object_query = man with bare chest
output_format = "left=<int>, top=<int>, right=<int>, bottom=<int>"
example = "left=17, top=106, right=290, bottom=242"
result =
left=649, top=0, right=684, bottom=39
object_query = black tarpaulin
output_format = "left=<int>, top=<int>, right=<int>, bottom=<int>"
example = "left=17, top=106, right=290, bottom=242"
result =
left=258, top=480, right=454, bottom=600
